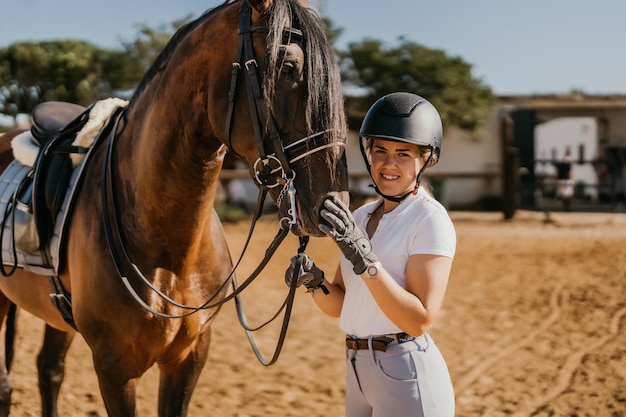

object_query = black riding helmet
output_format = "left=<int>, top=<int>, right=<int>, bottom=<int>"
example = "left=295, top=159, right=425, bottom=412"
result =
left=359, top=92, right=443, bottom=202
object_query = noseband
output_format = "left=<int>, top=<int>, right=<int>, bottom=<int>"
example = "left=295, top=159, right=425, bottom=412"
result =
left=225, top=0, right=344, bottom=228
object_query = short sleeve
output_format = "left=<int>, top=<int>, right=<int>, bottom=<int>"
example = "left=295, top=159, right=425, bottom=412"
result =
left=408, top=210, right=456, bottom=259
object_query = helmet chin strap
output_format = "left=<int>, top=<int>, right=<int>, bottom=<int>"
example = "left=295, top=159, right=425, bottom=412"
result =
left=369, top=183, right=412, bottom=203
left=369, top=151, right=433, bottom=203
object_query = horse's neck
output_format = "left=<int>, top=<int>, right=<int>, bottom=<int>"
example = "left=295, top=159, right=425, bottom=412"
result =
left=115, top=13, right=233, bottom=256
left=116, top=110, right=226, bottom=254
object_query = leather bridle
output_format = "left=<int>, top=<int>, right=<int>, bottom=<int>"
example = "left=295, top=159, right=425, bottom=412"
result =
left=102, top=0, right=343, bottom=366
left=226, top=0, right=344, bottom=228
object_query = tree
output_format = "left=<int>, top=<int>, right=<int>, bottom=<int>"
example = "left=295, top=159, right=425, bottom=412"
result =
left=118, top=18, right=191, bottom=79
left=0, top=16, right=193, bottom=121
left=320, top=16, right=343, bottom=50
left=343, top=38, right=494, bottom=133
left=0, top=40, right=120, bottom=116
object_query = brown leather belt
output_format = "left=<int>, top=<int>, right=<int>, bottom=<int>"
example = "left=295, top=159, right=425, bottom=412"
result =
left=346, top=333, right=414, bottom=352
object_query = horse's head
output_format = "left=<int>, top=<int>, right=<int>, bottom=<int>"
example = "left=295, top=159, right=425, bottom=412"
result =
left=217, top=0, right=349, bottom=237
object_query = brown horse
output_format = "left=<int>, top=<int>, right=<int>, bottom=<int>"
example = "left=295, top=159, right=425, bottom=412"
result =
left=0, top=0, right=348, bottom=415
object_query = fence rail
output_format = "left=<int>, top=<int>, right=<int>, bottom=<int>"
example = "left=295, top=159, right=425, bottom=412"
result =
left=219, top=169, right=500, bottom=181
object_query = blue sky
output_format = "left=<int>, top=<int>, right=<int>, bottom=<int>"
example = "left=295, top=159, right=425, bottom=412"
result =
left=1, top=0, right=624, bottom=95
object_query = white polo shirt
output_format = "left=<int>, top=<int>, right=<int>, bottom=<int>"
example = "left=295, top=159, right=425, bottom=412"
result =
left=338, top=187, right=456, bottom=338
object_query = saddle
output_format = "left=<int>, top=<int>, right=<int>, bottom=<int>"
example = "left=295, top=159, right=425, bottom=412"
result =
left=0, top=100, right=126, bottom=329
left=11, top=101, right=92, bottom=254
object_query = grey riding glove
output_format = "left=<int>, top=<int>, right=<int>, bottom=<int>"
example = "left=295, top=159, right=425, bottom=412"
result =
left=285, top=253, right=325, bottom=290
left=318, top=196, right=378, bottom=275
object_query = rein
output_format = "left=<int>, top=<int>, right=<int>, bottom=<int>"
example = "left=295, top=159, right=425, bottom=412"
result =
left=102, top=110, right=288, bottom=316
left=101, top=0, right=340, bottom=366
left=101, top=109, right=300, bottom=365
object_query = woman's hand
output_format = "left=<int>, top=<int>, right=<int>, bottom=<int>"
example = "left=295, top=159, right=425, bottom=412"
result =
left=318, top=196, right=378, bottom=274
left=285, top=253, right=325, bottom=290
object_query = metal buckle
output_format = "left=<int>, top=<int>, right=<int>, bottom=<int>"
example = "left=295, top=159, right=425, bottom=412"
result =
left=253, top=155, right=287, bottom=188
left=384, top=333, right=414, bottom=344
left=244, top=59, right=258, bottom=71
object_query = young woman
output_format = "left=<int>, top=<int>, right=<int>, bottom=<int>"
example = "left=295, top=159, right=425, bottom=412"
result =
left=286, top=92, right=456, bottom=417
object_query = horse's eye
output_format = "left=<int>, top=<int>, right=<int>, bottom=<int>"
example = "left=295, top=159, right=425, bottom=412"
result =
left=278, top=44, right=303, bottom=79
left=280, top=62, right=295, bottom=75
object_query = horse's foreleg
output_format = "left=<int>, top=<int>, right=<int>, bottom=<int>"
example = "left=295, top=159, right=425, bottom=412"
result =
left=92, top=347, right=141, bottom=417
left=37, top=324, right=75, bottom=417
left=0, top=299, right=17, bottom=417
left=157, top=329, right=212, bottom=417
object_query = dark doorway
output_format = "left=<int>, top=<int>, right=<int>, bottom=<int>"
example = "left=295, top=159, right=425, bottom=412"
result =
left=510, top=109, right=536, bottom=207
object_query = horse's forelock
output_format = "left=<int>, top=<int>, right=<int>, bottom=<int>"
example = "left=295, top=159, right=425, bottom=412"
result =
left=265, top=0, right=346, bottom=181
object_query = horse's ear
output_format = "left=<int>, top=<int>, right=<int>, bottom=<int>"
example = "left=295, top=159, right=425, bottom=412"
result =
left=248, top=0, right=272, bottom=20
left=248, top=0, right=310, bottom=11
left=248, top=0, right=310, bottom=23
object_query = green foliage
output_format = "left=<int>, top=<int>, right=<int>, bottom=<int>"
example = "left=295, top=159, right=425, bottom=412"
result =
left=320, top=16, right=343, bottom=50
left=343, top=38, right=495, bottom=133
left=0, top=18, right=188, bottom=121
left=0, top=40, right=122, bottom=116
left=21, top=41, right=97, bottom=100
left=119, top=18, right=190, bottom=76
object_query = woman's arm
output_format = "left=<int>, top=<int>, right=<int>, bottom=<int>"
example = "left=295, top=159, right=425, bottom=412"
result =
left=311, top=264, right=345, bottom=318
left=362, top=254, right=452, bottom=336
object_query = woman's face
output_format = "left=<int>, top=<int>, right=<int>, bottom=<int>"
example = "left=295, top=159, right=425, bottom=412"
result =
left=369, top=138, right=423, bottom=197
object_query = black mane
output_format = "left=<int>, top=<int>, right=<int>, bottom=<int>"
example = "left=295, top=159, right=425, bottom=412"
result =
left=264, top=0, right=346, bottom=182
left=265, top=0, right=346, bottom=148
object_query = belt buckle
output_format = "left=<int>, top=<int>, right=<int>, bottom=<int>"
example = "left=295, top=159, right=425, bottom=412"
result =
left=396, top=333, right=415, bottom=343
left=347, top=339, right=358, bottom=350
left=384, top=333, right=413, bottom=344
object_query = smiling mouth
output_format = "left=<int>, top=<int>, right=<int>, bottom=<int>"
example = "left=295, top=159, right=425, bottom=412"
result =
left=381, top=173, right=400, bottom=181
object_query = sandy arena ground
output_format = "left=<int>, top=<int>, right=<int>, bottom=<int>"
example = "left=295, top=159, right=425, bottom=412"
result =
left=5, top=210, right=626, bottom=416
